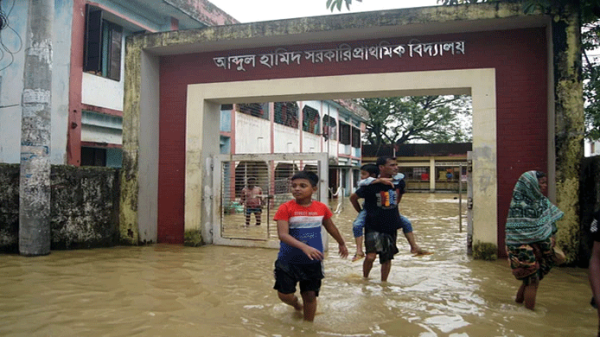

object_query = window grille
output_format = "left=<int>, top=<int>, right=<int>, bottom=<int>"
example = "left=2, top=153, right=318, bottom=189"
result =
left=81, top=147, right=106, bottom=166
left=236, top=103, right=269, bottom=120
left=322, top=115, right=337, bottom=141
left=351, top=127, right=360, bottom=148
left=84, top=5, right=122, bottom=81
left=219, top=157, right=322, bottom=241
left=302, top=106, right=320, bottom=134
left=274, top=102, right=299, bottom=128
left=339, top=122, right=351, bottom=145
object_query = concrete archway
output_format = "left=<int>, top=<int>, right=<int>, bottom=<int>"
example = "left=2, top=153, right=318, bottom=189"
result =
left=185, top=69, right=496, bottom=246
left=120, top=3, right=583, bottom=259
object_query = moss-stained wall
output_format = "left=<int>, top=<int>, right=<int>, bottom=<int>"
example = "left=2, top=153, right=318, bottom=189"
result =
left=0, top=164, right=120, bottom=253
left=552, top=4, right=584, bottom=264
left=120, top=39, right=143, bottom=246
left=0, top=164, right=19, bottom=252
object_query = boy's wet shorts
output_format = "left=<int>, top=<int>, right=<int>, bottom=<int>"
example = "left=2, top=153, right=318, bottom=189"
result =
left=273, top=259, right=324, bottom=296
left=365, top=230, right=399, bottom=264
left=245, top=207, right=262, bottom=215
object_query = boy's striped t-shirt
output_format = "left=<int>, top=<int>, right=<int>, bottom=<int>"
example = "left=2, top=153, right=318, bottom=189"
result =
left=274, top=200, right=332, bottom=264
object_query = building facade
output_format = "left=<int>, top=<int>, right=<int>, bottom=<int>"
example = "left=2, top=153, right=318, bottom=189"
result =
left=220, top=100, right=366, bottom=198
left=0, top=0, right=236, bottom=167
left=362, top=143, right=472, bottom=192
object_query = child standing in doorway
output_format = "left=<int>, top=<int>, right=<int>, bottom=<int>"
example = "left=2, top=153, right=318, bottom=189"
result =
left=241, top=177, right=263, bottom=226
left=273, top=170, right=348, bottom=321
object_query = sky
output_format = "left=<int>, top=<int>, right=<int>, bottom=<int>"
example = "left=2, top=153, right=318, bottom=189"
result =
left=208, top=0, right=440, bottom=23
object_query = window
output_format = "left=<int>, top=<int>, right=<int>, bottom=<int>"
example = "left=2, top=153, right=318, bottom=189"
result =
left=84, top=5, right=123, bottom=81
left=81, top=147, right=106, bottom=166
left=274, top=102, right=299, bottom=128
left=302, top=106, right=320, bottom=134
left=339, top=122, right=351, bottom=145
left=351, top=127, right=361, bottom=148
left=322, top=115, right=337, bottom=141
left=236, top=103, right=268, bottom=120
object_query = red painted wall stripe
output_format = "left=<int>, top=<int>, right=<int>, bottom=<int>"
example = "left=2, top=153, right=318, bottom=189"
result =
left=67, top=0, right=86, bottom=166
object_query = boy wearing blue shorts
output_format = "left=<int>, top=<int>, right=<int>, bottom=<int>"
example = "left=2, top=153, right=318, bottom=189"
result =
left=273, top=171, right=348, bottom=321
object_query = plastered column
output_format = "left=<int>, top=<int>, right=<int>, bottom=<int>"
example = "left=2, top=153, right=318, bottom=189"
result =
left=552, top=4, right=584, bottom=263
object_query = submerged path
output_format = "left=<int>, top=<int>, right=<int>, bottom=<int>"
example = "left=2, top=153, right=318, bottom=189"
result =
left=0, top=193, right=596, bottom=336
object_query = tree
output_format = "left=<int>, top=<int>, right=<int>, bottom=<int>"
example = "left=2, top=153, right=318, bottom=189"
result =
left=326, top=0, right=361, bottom=12
left=358, top=95, right=472, bottom=146
left=327, top=0, right=600, bottom=141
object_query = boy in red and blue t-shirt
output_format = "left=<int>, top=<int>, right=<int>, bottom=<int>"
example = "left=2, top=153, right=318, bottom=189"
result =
left=273, top=170, right=348, bottom=321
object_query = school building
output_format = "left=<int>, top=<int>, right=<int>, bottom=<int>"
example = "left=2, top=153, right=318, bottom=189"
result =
left=362, top=143, right=472, bottom=192
left=218, top=100, right=367, bottom=202
left=0, top=0, right=237, bottom=167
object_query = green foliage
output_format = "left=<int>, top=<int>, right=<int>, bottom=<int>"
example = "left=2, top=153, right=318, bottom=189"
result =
left=327, top=0, right=600, bottom=141
left=326, top=0, right=361, bottom=12
left=184, top=229, right=203, bottom=247
left=472, top=241, right=498, bottom=260
left=358, top=95, right=472, bottom=145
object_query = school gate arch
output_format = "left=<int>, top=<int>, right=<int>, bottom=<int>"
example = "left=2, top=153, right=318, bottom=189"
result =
left=120, top=3, right=583, bottom=258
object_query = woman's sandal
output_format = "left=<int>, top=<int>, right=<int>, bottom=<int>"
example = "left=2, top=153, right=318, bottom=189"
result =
left=352, top=253, right=365, bottom=262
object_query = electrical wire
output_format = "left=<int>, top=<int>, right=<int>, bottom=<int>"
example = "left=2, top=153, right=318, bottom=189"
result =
left=0, top=0, right=23, bottom=72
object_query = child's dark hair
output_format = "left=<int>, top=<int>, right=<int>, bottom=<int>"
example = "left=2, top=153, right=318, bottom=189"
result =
left=360, top=164, right=379, bottom=177
left=535, top=171, right=546, bottom=179
left=291, top=170, right=319, bottom=187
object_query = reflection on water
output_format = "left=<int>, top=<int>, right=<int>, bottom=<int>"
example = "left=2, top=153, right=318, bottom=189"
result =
left=1, top=193, right=597, bottom=336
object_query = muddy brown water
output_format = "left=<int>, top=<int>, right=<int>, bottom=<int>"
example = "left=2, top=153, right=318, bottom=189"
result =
left=1, top=193, right=597, bottom=336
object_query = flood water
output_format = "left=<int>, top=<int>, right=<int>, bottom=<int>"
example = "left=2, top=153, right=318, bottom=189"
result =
left=1, top=193, right=597, bottom=336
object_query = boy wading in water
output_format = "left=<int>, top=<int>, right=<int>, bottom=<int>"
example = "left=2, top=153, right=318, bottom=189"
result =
left=273, top=171, right=348, bottom=321
left=351, top=163, right=428, bottom=262
left=350, top=156, right=428, bottom=282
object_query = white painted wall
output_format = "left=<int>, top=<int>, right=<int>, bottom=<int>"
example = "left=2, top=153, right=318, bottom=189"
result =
left=303, top=133, right=321, bottom=152
left=81, top=125, right=122, bottom=144
left=80, top=32, right=126, bottom=112
left=51, top=0, right=75, bottom=164
left=273, top=124, right=300, bottom=153
left=585, top=140, right=600, bottom=157
left=0, top=0, right=72, bottom=164
left=235, top=113, right=271, bottom=153
left=0, top=1, right=28, bottom=164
